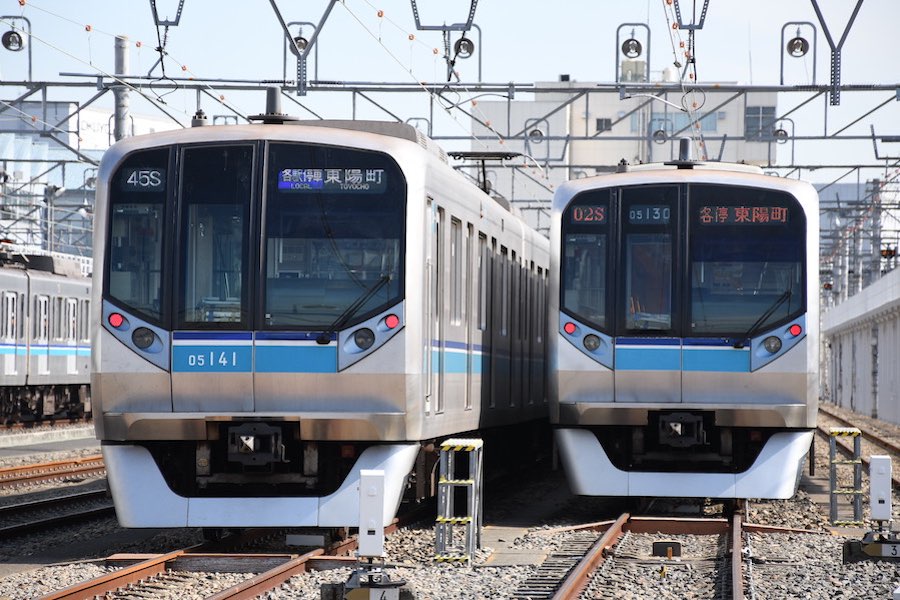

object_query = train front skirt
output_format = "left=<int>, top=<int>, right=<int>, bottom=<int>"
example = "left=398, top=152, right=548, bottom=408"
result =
left=102, top=443, right=420, bottom=527
left=555, top=428, right=813, bottom=499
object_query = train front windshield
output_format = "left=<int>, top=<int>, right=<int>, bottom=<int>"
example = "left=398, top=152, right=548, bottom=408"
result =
left=263, top=143, right=405, bottom=329
left=105, top=141, right=405, bottom=331
left=560, top=183, right=805, bottom=338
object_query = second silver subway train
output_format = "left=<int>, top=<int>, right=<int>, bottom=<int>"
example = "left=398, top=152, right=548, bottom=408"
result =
left=550, top=160, right=818, bottom=499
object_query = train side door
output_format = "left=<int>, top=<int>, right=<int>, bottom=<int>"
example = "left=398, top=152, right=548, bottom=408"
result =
left=34, top=295, right=50, bottom=376
left=614, top=186, right=682, bottom=403
left=65, top=298, right=78, bottom=375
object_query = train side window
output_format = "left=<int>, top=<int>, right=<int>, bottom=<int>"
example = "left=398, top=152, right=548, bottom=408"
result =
left=66, top=298, right=77, bottom=342
left=2, top=292, right=14, bottom=340
left=450, top=218, right=462, bottom=325
left=18, top=294, right=25, bottom=339
left=53, top=297, right=64, bottom=341
left=106, top=147, right=169, bottom=326
left=477, top=234, right=487, bottom=331
left=500, top=246, right=509, bottom=337
left=35, top=295, right=49, bottom=342
left=80, top=300, right=91, bottom=342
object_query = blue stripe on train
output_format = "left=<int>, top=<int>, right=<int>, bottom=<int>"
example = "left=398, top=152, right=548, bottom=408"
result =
left=614, top=344, right=750, bottom=372
left=683, top=347, right=750, bottom=372
left=255, top=345, right=337, bottom=373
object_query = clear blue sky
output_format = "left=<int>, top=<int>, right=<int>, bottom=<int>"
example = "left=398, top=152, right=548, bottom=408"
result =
left=1, top=0, right=898, bottom=178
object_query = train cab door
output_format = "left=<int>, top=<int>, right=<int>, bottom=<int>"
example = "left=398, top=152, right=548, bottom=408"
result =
left=613, top=186, right=682, bottom=403
left=171, top=144, right=255, bottom=412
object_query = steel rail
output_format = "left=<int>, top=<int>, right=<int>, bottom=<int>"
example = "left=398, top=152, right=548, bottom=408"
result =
left=819, top=404, right=900, bottom=458
left=551, top=512, right=629, bottom=600
left=204, top=548, right=325, bottom=600
left=731, top=513, right=744, bottom=600
left=0, top=455, right=105, bottom=489
left=38, top=547, right=203, bottom=600
left=0, top=505, right=115, bottom=539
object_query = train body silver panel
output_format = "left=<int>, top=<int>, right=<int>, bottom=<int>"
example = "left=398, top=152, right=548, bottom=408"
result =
left=92, top=122, right=548, bottom=526
left=549, top=164, right=818, bottom=498
left=556, top=428, right=813, bottom=499
left=0, top=259, right=91, bottom=413
left=103, top=442, right=419, bottom=527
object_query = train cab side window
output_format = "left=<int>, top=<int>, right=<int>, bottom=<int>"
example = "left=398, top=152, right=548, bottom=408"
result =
left=560, top=191, right=611, bottom=333
left=107, top=148, right=169, bottom=325
left=177, top=145, right=253, bottom=328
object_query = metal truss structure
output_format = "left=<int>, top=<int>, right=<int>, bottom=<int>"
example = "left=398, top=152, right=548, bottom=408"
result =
left=0, top=0, right=897, bottom=296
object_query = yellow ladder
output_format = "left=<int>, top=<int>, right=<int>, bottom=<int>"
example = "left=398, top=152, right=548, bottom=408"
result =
left=829, top=427, right=864, bottom=526
left=434, top=438, right=483, bottom=565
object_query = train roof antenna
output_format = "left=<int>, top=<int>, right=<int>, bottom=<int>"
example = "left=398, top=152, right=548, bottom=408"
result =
left=249, top=87, right=299, bottom=124
left=678, top=137, right=692, bottom=162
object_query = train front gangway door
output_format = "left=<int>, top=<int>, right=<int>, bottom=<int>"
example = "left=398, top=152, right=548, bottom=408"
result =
left=434, top=438, right=483, bottom=566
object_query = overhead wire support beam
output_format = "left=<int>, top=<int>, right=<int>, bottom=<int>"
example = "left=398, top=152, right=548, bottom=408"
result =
left=672, top=0, right=710, bottom=30
left=809, top=0, right=865, bottom=106
left=268, top=0, right=338, bottom=96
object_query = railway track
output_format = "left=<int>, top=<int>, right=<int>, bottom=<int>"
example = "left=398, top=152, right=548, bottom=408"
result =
left=35, top=516, right=409, bottom=599
left=507, top=513, right=747, bottom=600
left=0, top=489, right=114, bottom=539
left=0, top=455, right=105, bottom=489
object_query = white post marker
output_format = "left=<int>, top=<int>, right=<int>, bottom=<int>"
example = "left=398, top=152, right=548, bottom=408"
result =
left=358, top=469, right=385, bottom=558
left=870, top=456, right=892, bottom=523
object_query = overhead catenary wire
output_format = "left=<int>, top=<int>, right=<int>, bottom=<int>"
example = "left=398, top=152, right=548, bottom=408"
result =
left=341, top=1, right=553, bottom=190
left=7, top=1, right=249, bottom=123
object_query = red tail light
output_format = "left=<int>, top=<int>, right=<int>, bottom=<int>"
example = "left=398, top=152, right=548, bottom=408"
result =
left=564, top=322, right=577, bottom=335
left=789, top=324, right=802, bottom=337
left=385, top=314, right=400, bottom=329
left=108, top=313, right=124, bottom=328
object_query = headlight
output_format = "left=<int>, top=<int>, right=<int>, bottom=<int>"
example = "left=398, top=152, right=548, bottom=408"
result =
left=583, top=334, right=601, bottom=352
left=353, top=328, right=376, bottom=351
left=763, top=336, right=782, bottom=354
left=132, top=327, right=156, bottom=350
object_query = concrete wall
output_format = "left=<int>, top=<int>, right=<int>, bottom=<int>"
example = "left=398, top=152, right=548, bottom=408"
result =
left=822, top=267, right=900, bottom=424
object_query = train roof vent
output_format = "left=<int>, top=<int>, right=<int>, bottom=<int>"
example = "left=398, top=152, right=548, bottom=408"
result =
left=292, top=120, right=448, bottom=163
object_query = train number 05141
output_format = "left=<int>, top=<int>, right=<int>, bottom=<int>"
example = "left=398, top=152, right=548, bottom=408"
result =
left=187, top=351, right=238, bottom=368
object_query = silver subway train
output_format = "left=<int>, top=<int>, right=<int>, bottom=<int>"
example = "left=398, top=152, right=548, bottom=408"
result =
left=92, top=117, right=549, bottom=528
left=550, top=159, right=818, bottom=499
left=0, top=249, right=91, bottom=423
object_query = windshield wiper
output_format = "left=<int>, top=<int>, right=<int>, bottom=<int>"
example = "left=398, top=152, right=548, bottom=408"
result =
left=732, top=289, right=792, bottom=349
left=316, top=274, right=392, bottom=345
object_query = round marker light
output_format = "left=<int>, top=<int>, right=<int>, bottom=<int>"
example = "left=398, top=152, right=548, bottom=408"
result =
left=789, top=324, right=803, bottom=337
left=108, top=313, right=124, bottom=328
left=583, top=334, right=601, bottom=352
left=763, top=336, right=782, bottom=354
left=384, top=314, right=400, bottom=329
left=132, top=327, right=155, bottom=350
left=353, top=328, right=376, bottom=351
left=563, top=322, right=577, bottom=335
